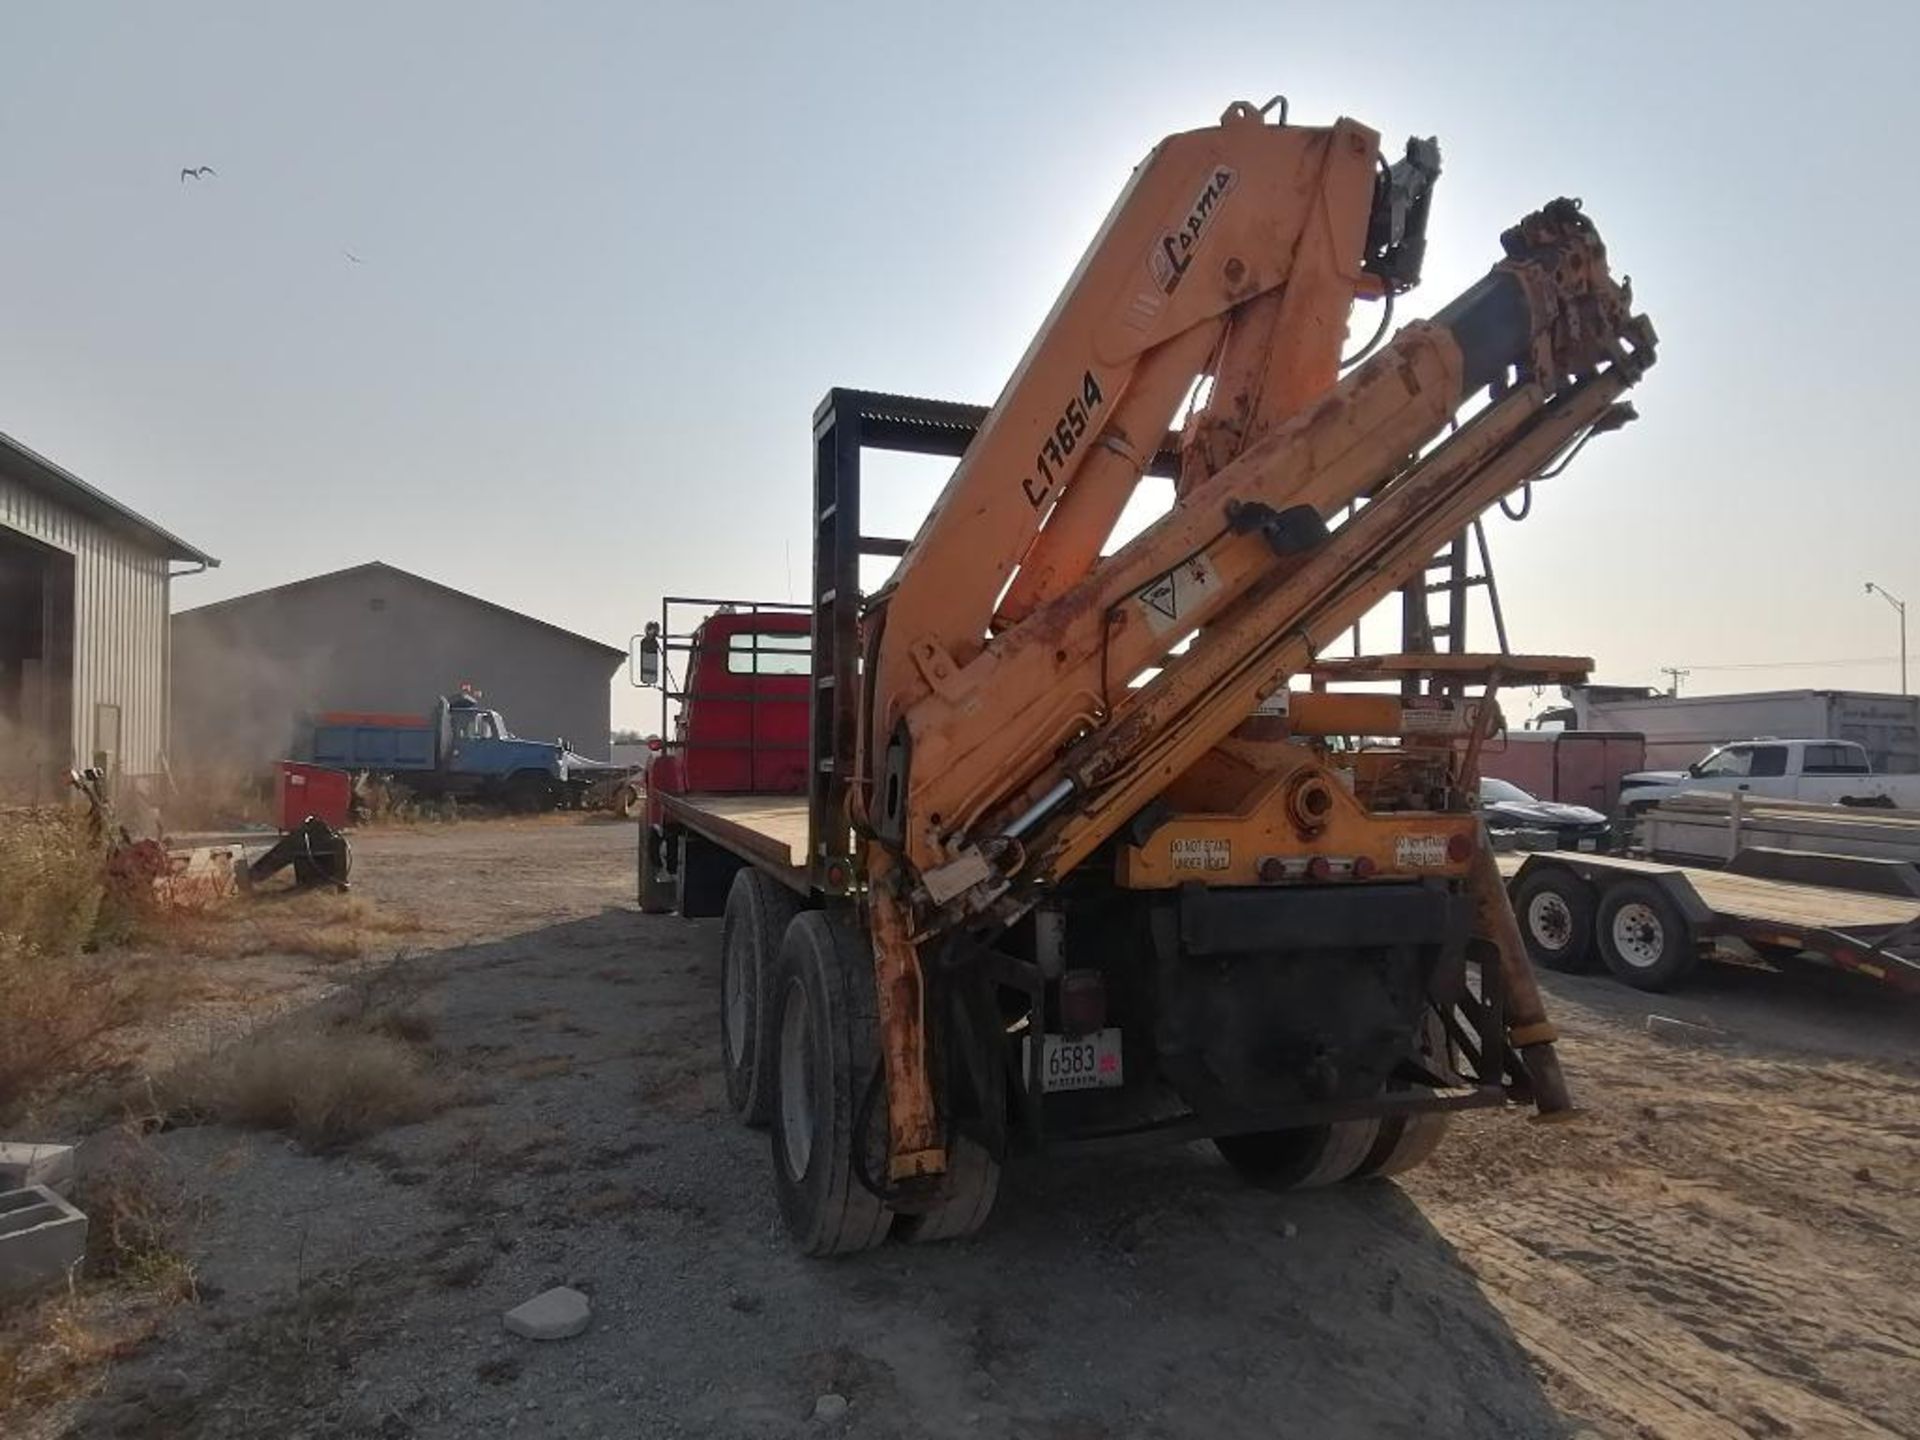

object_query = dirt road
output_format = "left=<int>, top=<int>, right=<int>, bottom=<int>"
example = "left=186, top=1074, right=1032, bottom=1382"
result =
left=53, top=821, right=1920, bottom=1438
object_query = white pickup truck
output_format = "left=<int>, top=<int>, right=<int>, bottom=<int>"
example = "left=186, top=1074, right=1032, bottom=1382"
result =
left=1616, top=738, right=1920, bottom=813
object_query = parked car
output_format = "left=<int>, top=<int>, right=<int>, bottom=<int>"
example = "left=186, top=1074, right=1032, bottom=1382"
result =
left=1616, top=738, right=1920, bottom=814
left=1478, top=776, right=1611, bottom=851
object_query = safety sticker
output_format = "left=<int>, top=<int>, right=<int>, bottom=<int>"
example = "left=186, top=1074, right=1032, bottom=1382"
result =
left=1401, top=698, right=1482, bottom=734
left=1171, top=837, right=1231, bottom=870
left=1136, top=553, right=1221, bottom=636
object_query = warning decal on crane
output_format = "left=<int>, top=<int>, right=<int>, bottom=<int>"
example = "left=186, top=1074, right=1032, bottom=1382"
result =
left=1135, top=554, right=1221, bottom=636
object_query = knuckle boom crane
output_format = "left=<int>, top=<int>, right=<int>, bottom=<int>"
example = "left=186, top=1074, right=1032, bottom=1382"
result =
left=639, top=96, right=1656, bottom=1252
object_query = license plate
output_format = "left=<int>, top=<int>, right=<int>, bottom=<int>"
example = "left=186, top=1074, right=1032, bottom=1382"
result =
left=1030, top=1028, right=1124, bottom=1092
left=1577, top=837, right=1598, bottom=852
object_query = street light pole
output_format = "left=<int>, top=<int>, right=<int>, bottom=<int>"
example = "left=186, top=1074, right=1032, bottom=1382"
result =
left=1865, top=582, right=1908, bottom=694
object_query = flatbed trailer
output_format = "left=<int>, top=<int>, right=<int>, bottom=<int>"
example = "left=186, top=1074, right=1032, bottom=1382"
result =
left=1501, top=851, right=1920, bottom=995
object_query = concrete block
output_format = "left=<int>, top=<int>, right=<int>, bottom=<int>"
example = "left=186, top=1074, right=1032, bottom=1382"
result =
left=0, top=1141, right=76, bottom=1196
left=502, top=1286, right=591, bottom=1340
left=0, top=1184, right=88, bottom=1303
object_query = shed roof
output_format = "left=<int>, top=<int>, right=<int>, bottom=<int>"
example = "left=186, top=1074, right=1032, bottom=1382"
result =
left=0, top=430, right=218, bottom=566
left=174, top=561, right=625, bottom=659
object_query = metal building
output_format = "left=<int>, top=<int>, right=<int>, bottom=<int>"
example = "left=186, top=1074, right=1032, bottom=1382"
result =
left=0, top=431, right=217, bottom=802
left=170, top=562, right=625, bottom=770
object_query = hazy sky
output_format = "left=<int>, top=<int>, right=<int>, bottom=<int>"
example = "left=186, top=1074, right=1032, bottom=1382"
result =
left=5, top=2, right=1916, bottom=730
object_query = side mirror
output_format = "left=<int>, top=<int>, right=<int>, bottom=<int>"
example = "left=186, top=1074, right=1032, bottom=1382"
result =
left=632, top=623, right=662, bottom=688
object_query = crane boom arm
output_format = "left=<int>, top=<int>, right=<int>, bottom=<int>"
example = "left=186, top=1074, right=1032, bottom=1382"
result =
left=854, top=102, right=1654, bottom=1182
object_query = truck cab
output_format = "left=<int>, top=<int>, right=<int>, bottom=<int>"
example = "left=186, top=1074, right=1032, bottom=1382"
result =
left=635, top=602, right=811, bottom=906
left=440, top=693, right=568, bottom=786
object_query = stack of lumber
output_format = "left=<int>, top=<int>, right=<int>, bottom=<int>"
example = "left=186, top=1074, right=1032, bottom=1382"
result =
left=1642, top=790, right=1920, bottom=867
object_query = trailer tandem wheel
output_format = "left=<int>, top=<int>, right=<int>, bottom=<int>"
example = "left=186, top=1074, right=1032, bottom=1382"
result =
left=1213, top=1118, right=1383, bottom=1191
left=1596, top=878, right=1700, bottom=991
left=769, top=912, right=894, bottom=1256
left=1513, top=866, right=1599, bottom=973
left=720, top=870, right=804, bottom=1127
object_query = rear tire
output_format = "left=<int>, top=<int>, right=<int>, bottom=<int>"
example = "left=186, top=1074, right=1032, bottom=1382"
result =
left=1514, top=867, right=1599, bottom=973
left=894, top=1134, right=1000, bottom=1244
left=637, top=826, right=676, bottom=914
left=1213, top=1119, right=1382, bottom=1191
left=721, top=870, right=804, bottom=1127
left=1352, top=1008, right=1455, bottom=1180
left=769, top=912, right=893, bottom=1256
left=1596, top=879, right=1698, bottom=991
left=1353, top=1112, right=1450, bottom=1178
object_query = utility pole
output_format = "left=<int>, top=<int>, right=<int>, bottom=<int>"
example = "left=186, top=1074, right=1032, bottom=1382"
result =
left=1865, top=582, right=1909, bottom=694
left=1660, top=666, right=1689, bottom=697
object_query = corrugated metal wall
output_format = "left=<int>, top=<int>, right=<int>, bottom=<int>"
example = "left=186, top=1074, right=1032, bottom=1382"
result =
left=0, top=474, right=171, bottom=777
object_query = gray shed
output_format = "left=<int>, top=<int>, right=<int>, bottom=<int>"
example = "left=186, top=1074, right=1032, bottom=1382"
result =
left=0, top=431, right=217, bottom=802
left=170, top=562, right=625, bottom=770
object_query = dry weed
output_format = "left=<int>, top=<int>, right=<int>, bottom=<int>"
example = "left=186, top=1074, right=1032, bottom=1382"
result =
left=76, top=1129, right=200, bottom=1303
left=141, top=890, right=424, bottom=964
left=0, top=807, right=104, bottom=955
left=0, top=1293, right=154, bottom=1414
left=161, top=1027, right=455, bottom=1151
left=0, top=810, right=115, bottom=1120
left=0, top=1132, right=191, bottom=1421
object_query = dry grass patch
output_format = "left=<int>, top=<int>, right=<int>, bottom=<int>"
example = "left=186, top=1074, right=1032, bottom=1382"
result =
left=142, top=889, right=425, bottom=964
left=161, top=1027, right=455, bottom=1151
left=2, top=807, right=422, bottom=1123
left=0, top=1129, right=197, bottom=1422
left=76, top=1129, right=200, bottom=1303
left=0, top=808, right=156, bottom=1124
left=158, top=965, right=460, bottom=1150
left=0, top=1294, right=158, bottom=1416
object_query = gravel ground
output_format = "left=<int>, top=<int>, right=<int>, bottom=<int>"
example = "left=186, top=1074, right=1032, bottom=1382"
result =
left=31, top=819, right=1920, bottom=1438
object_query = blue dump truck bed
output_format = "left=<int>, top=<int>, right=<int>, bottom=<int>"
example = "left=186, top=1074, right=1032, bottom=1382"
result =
left=311, top=712, right=437, bottom=771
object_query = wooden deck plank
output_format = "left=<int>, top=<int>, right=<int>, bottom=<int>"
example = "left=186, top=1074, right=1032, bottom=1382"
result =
left=662, top=792, right=810, bottom=873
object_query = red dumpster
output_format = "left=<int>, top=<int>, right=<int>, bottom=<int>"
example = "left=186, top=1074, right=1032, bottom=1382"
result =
left=276, top=761, right=352, bottom=832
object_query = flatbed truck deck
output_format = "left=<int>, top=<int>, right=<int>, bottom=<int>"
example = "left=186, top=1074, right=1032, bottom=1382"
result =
left=658, top=793, right=809, bottom=888
left=1500, top=851, right=1920, bottom=994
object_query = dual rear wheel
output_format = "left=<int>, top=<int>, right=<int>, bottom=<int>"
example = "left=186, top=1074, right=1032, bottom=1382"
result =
left=1212, top=1011, right=1455, bottom=1191
left=722, top=882, right=1001, bottom=1255
left=719, top=873, right=1454, bottom=1246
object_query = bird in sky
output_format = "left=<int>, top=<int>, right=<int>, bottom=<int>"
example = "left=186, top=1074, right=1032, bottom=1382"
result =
left=343, top=249, right=363, bottom=264
left=179, top=166, right=217, bottom=182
